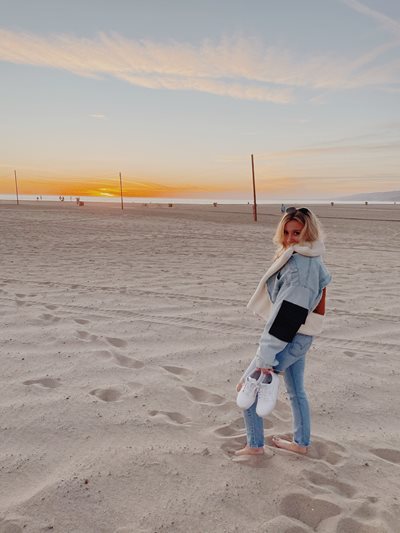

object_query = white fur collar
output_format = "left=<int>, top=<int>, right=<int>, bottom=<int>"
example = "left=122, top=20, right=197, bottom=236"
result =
left=263, top=240, right=325, bottom=281
left=247, top=240, right=325, bottom=320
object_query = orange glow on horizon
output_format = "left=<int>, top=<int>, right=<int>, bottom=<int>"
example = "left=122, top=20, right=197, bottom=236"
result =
left=0, top=175, right=249, bottom=198
left=1, top=172, right=387, bottom=198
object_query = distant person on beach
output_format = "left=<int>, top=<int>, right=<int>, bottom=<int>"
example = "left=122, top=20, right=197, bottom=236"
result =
left=280, top=203, right=286, bottom=213
left=235, top=207, right=331, bottom=456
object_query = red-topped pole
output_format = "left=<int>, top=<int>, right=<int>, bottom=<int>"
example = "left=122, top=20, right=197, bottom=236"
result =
left=251, top=154, right=257, bottom=222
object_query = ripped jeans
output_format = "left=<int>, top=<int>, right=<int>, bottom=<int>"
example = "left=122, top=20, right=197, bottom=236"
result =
left=243, top=334, right=313, bottom=448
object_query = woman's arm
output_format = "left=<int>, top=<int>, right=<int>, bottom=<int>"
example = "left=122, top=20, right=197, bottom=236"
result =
left=256, top=282, right=316, bottom=369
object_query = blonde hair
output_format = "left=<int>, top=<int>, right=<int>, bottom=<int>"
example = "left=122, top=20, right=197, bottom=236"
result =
left=273, top=208, right=324, bottom=256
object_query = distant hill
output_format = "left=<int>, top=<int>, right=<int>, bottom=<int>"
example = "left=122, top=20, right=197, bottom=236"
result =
left=335, top=190, right=400, bottom=202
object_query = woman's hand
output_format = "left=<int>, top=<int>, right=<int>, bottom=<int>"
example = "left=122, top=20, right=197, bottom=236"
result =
left=256, top=367, right=273, bottom=375
left=236, top=380, right=244, bottom=392
left=236, top=367, right=273, bottom=391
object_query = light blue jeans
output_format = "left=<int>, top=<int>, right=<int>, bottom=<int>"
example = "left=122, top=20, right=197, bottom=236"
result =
left=243, top=334, right=313, bottom=448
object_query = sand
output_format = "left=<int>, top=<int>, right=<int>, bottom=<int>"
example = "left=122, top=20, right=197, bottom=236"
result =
left=0, top=201, right=399, bottom=533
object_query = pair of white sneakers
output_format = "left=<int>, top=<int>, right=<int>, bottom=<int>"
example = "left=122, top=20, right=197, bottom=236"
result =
left=236, top=371, right=279, bottom=417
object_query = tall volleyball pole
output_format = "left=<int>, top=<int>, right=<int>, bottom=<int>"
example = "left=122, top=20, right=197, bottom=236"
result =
left=251, top=154, right=257, bottom=222
left=119, top=172, right=124, bottom=210
left=14, top=170, right=19, bottom=205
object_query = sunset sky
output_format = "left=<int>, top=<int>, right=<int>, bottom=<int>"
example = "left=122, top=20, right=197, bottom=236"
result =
left=1, top=0, right=399, bottom=200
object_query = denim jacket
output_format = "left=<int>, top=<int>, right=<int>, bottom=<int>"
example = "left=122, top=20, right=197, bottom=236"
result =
left=255, top=253, right=331, bottom=367
left=245, top=240, right=331, bottom=372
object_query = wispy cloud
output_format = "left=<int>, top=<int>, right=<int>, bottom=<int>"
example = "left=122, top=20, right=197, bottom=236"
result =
left=342, top=0, right=400, bottom=36
left=0, top=29, right=399, bottom=102
left=218, top=129, right=400, bottom=164
left=0, top=30, right=292, bottom=103
left=115, top=72, right=291, bottom=102
left=257, top=140, right=400, bottom=161
left=300, top=141, right=396, bottom=156
left=89, top=113, right=106, bottom=119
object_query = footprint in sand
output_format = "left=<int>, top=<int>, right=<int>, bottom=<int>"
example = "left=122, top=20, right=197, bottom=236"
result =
left=353, top=500, right=379, bottom=520
left=261, top=515, right=310, bottom=532
left=127, top=382, right=143, bottom=393
left=182, top=386, right=225, bottom=405
left=370, top=448, right=400, bottom=465
left=76, top=330, right=98, bottom=342
left=344, top=350, right=356, bottom=357
left=213, top=417, right=246, bottom=438
left=45, top=304, right=58, bottom=310
left=336, top=517, right=386, bottom=533
left=30, top=313, right=60, bottom=325
left=148, top=410, right=191, bottom=425
left=40, top=313, right=61, bottom=323
left=23, top=377, right=61, bottom=389
left=302, top=469, right=357, bottom=498
left=214, top=400, right=239, bottom=415
left=301, top=436, right=348, bottom=465
left=91, top=349, right=113, bottom=360
left=280, top=492, right=341, bottom=529
left=220, top=435, right=247, bottom=456
left=106, top=337, right=128, bottom=348
left=74, top=318, right=90, bottom=325
left=161, top=365, right=192, bottom=379
left=113, top=354, right=144, bottom=369
left=89, top=388, right=123, bottom=402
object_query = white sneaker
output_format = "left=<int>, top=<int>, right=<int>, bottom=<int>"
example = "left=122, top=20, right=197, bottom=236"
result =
left=236, top=373, right=264, bottom=410
left=256, top=373, right=279, bottom=417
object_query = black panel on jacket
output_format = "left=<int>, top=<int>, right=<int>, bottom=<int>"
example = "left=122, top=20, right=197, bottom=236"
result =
left=268, top=300, right=308, bottom=342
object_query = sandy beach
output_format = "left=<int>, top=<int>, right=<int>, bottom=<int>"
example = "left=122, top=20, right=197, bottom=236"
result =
left=1, top=201, right=400, bottom=533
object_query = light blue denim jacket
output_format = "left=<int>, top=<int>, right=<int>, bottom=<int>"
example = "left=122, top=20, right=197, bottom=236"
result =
left=254, top=253, right=331, bottom=368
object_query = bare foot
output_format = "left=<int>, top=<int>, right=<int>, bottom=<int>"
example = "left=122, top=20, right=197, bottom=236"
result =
left=234, top=445, right=264, bottom=456
left=272, top=436, right=307, bottom=455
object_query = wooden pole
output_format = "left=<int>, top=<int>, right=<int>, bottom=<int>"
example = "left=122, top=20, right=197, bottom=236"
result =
left=14, top=170, right=19, bottom=205
left=119, top=172, right=124, bottom=210
left=251, top=154, right=257, bottom=222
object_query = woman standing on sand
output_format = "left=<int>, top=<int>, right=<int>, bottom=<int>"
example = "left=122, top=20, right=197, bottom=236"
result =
left=236, top=207, right=331, bottom=456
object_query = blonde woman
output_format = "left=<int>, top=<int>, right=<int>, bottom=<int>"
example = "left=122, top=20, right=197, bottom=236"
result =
left=236, top=207, right=331, bottom=456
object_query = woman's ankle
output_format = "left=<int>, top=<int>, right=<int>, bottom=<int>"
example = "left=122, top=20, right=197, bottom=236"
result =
left=235, top=445, right=264, bottom=456
left=272, top=436, right=307, bottom=454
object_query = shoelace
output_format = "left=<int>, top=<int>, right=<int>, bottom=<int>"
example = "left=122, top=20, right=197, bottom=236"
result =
left=258, top=382, right=273, bottom=398
left=243, top=379, right=258, bottom=393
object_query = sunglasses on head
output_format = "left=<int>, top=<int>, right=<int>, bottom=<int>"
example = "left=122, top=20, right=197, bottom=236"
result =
left=285, top=206, right=310, bottom=215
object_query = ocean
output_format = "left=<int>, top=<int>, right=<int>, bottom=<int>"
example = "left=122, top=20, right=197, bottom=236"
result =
left=0, top=194, right=397, bottom=206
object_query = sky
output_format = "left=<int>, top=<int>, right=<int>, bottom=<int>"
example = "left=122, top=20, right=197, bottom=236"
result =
left=0, top=0, right=399, bottom=200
